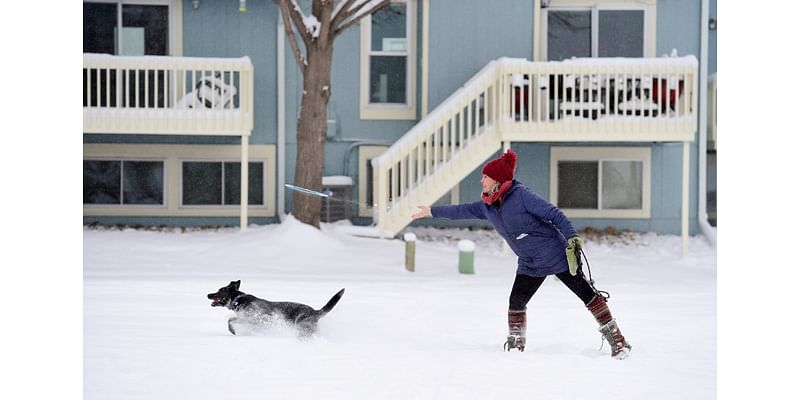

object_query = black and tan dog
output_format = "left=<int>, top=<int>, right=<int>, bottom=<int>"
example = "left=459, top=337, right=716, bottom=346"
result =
left=207, top=280, right=345, bottom=335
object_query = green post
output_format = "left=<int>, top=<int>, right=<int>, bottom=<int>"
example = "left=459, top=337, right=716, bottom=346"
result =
left=458, top=240, right=475, bottom=274
left=404, top=233, right=416, bottom=272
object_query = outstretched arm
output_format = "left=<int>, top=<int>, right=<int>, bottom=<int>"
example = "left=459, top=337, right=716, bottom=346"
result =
left=411, top=202, right=487, bottom=220
left=411, top=205, right=432, bottom=219
left=432, top=201, right=488, bottom=220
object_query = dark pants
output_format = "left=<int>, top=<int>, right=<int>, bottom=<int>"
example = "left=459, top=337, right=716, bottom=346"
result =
left=508, top=272, right=597, bottom=310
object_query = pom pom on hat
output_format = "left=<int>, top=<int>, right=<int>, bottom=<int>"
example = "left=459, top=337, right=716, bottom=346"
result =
left=482, top=149, right=517, bottom=183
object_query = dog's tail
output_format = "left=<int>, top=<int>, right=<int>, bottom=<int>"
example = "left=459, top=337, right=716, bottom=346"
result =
left=319, top=288, right=345, bottom=315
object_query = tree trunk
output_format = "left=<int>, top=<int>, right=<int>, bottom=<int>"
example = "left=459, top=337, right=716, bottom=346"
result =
left=292, top=45, right=333, bottom=228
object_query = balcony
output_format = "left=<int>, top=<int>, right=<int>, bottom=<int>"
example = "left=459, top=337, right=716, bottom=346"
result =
left=371, top=56, right=698, bottom=237
left=501, top=56, right=697, bottom=142
left=83, top=53, right=254, bottom=136
left=83, top=53, right=256, bottom=229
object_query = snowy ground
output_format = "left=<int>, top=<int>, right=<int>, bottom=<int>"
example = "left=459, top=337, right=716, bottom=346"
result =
left=81, top=216, right=716, bottom=399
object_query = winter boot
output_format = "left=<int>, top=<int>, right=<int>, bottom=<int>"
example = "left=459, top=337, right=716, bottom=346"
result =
left=586, top=295, right=631, bottom=359
left=504, top=309, right=526, bottom=352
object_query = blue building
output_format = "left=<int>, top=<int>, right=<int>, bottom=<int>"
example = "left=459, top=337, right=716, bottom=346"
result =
left=83, top=0, right=717, bottom=250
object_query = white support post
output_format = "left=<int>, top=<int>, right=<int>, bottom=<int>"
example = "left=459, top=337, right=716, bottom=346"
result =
left=682, top=140, right=690, bottom=256
left=240, top=135, right=249, bottom=230
left=697, top=0, right=715, bottom=244
left=376, top=166, right=387, bottom=237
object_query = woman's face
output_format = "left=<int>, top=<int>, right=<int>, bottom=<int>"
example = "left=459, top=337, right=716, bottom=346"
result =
left=481, top=174, right=499, bottom=193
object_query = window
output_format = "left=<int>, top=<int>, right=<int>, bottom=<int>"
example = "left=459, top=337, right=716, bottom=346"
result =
left=542, top=1, right=655, bottom=60
left=83, top=1, right=176, bottom=108
left=84, top=160, right=165, bottom=205
left=181, top=162, right=264, bottom=207
left=550, top=147, right=651, bottom=218
left=557, top=160, right=642, bottom=209
left=360, top=0, right=416, bottom=120
left=84, top=144, right=276, bottom=218
left=83, top=0, right=175, bottom=56
left=84, top=1, right=170, bottom=56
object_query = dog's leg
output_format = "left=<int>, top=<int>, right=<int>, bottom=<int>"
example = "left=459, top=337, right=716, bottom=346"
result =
left=295, top=316, right=318, bottom=338
left=227, top=317, right=239, bottom=335
left=297, top=324, right=315, bottom=338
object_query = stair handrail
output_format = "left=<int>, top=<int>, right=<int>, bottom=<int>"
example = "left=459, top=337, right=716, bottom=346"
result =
left=371, top=58, right=521, bottom=234
left=370, top=55, right=699, bottom=236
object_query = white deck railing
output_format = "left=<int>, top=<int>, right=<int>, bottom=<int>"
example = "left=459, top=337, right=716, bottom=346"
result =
left=372, top=56, right=698, bottom=236
left=83, top=53, right=254, bottom=136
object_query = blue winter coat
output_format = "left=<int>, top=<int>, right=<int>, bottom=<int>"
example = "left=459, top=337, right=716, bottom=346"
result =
left=431, top=180, right=577, bottom=277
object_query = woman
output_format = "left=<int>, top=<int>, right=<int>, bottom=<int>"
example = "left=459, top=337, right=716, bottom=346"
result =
left=411, top=149, right=632, bottom=359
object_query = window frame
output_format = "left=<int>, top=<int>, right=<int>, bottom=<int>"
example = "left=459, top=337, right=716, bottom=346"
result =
left=84, top=144, right=275, bottom=217
left=83, top=158, right=168, bottom=208
left=359, top=0, right=417, bottom=120
left=179, top=160, right=267, bottom=209
left=540, top=0, right=656, bottom=60
left=549, top=146, right=651, bottom=219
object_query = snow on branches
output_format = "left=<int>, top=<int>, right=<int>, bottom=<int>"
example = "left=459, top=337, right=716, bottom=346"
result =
left=274, top=0, right=390, bottom=71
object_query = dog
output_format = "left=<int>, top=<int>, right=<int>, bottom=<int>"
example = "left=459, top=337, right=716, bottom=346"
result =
left=207, top=280, right=344, bottom=336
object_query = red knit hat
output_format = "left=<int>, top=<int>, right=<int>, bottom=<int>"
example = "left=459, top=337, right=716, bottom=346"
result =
left=482, top=149, right=517, bottom=183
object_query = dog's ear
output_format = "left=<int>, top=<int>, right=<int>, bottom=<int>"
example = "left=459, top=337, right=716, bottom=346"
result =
left=231, top=280, right=240, bottom=290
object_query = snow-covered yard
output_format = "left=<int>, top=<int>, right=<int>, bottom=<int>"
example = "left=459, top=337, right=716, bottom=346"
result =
left=80, top=217, right=716, bottom=399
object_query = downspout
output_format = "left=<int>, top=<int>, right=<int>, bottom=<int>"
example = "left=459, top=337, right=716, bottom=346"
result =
left=277, top=11, right=287, bottom=222
left=533, top=0, right=541, bottom=61
left=698, top=0, right=716, bottom=244
left=421, top=0, right=429, bottom=117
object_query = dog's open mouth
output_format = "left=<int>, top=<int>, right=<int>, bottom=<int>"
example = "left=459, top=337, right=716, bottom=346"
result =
left=208, top=296, right=225, bottom=307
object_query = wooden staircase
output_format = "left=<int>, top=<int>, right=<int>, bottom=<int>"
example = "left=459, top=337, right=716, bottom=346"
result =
left=370, top=56, right=698, bottom=237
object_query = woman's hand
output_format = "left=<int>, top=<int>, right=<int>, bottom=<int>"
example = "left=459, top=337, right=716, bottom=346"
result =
left=411, top=205, right=432, bottom=219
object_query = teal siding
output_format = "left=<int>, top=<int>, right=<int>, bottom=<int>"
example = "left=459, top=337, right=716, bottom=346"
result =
left=183, top=0, right=279, bottom=146
left=428, top=0, right=533, bottom=109
left=326, top=27, right=417, bottom=145
left=657, top=0, right=701, bottom=58
left=709, top=0, right=717, bottom=74
left=84, top=0, right=712, bottom=234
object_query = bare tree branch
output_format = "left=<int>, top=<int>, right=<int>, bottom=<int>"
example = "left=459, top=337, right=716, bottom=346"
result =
left=330, top=0, right=357, bottom=28
left=284, top=0, right=314, bottom=44
left=314, top=0, right=335, bottom=46
left=312, top=0, right=323, bottom=18
left=334, top=0, right=376, bottom=26
left=275, top=0, right=307, bottom=71
left=333, top=0, right=391, bottom=38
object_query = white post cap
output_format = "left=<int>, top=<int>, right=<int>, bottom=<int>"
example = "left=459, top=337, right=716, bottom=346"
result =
left=457, top=239, right=475, bottom=252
